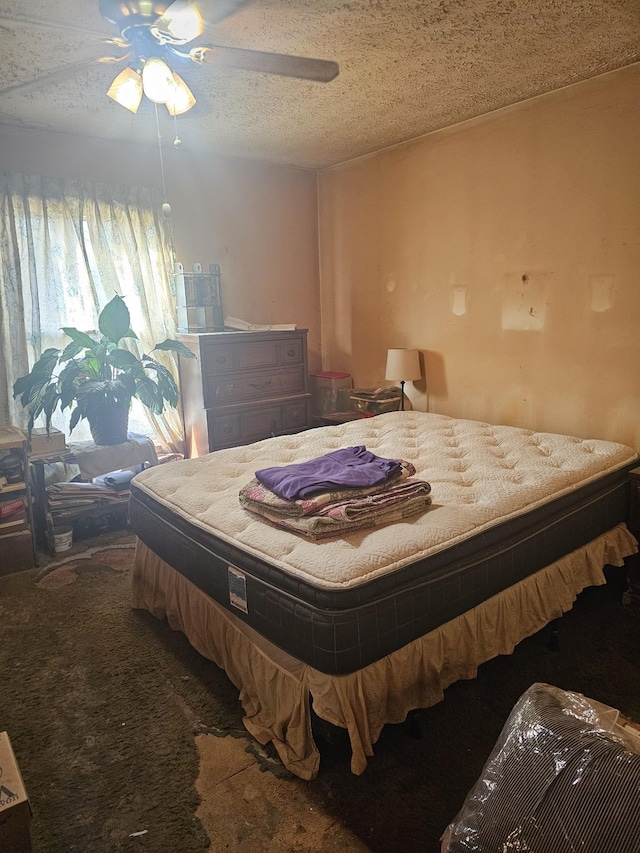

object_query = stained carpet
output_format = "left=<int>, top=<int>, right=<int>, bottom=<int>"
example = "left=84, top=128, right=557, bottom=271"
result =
left=1, top=542, right=639, bottom=852
left=0, top=543, right=246, bottom=852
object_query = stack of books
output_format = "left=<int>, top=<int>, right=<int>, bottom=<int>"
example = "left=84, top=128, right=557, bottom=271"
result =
left=0, top=496, right=28, bottom=532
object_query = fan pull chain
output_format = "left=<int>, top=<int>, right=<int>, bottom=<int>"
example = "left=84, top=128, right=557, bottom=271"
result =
left=173, top=113, right=182, bottom=149
left=154, top=103, right=177, bottom=262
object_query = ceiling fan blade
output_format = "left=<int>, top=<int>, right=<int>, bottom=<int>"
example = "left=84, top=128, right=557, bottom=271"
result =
left=0, top=13, right=108, bottom=39
left=205, top=46, right=339, bottom=82
left=206, top=0, right=254, bottom=25
left=0, top=56, right=124, bottom=99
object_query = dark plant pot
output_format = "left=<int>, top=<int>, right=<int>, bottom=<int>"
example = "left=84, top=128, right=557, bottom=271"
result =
left=89, top=405, right=130, bottom=446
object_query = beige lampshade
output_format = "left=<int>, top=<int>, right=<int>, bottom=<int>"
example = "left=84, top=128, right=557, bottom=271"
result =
left=385, top=348, right=421, bottom=382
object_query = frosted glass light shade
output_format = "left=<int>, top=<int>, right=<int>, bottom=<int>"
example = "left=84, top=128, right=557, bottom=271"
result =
left=106, top=67, right=143, bottom=113
left=142, top=56, right=175, bottom=104
left=153, top=1, right=203, bottom=43
left=165, top=71, right=196, bottom=115
left=385, top=348, right=422, bottom=382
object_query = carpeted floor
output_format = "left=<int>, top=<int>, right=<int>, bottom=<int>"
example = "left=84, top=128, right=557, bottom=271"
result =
left=1, top=541, right=246, bottom=852
left=1, top=538, right=639, bottom=852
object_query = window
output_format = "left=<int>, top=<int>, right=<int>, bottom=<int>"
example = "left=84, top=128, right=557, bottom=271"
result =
left=1, top=172, right=184, bottom=451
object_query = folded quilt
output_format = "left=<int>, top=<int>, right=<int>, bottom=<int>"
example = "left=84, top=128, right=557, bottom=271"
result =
left=239, top=460, right=416, bottom=517
left=242, top=480, right=432, bottom=540
left=254, top=445, right=404, bottom=500
left=314, top=479, right=431, bottom=521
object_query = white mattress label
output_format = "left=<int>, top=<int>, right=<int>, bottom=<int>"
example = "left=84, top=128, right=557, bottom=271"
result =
left=228, top=566, right=248, bottom=613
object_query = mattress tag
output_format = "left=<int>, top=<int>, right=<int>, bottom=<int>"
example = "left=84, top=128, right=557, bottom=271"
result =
left=228, top=566, right=248, bottom=613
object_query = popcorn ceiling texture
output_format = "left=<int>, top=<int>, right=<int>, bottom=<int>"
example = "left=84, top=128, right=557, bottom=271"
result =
left=0, top=0, right=638, bottom=167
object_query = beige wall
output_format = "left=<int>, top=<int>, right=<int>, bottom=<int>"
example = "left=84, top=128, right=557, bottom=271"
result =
left=164, top=149, right=320, bottom=372
left=318, top=64, right=640, bottom=448
left=0, top=126, right=322, bottom=373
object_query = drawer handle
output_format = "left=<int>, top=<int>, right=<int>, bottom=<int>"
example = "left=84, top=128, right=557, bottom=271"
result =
left=216, top=355, right=227, bottom=364
left=223, top=425, right=233, bottom=434
left=291, top=411, right=300, bottom=421
left=249, top=379, right=273, bottom=391
left=216, top=383, right=234, bottom=395
left=287, top=348, right=296, bottom=357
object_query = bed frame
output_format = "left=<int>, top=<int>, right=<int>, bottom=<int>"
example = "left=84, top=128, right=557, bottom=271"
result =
left=129, top=412, right=638, bottom=778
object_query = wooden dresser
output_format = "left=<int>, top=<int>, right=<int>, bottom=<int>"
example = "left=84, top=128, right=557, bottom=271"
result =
left=177, top=330, right=311, bottom=457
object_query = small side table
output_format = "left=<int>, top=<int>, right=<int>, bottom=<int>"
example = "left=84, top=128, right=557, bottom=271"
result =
left=623, top=466, right=640, bottom=608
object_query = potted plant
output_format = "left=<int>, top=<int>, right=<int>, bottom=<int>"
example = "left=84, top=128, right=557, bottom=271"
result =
left=13, top=294, right=195, bottom=446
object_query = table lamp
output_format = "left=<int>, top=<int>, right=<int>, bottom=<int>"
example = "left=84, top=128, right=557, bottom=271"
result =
left=385, top=348, right=422, bottom=410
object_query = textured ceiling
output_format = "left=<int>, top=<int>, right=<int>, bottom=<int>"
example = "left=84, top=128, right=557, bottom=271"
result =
left=0, top=0, right=638, bottom=169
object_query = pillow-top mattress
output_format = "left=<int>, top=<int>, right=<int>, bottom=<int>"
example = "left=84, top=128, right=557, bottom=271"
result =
left=129, top=412, right=638, bottom=673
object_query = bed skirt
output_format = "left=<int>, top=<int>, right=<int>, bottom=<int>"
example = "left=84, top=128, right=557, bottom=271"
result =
left=131, top=523, right=638, bottom=780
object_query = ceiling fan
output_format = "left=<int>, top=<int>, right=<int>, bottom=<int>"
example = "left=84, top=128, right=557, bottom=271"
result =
left=0, top=0, right=339, bottom=115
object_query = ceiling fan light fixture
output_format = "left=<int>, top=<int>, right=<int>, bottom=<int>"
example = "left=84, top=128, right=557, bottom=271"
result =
left=153, top=1, right=203, bottom=43
left=165, top=71, right=196, bottom=115
left=142, top=56, right=175, bottom=103
left=107, top=66, right=143, bottom=113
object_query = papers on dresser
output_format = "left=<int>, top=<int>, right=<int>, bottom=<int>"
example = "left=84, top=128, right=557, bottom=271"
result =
left=224, top=316, right=297, bottom=331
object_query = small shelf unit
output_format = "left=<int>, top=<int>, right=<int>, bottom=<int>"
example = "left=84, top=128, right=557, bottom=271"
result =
left=0, top=427, right=36, bottom=575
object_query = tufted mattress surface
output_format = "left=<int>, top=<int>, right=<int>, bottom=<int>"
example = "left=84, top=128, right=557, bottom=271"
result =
left=129, top=412, right=638, bottom=673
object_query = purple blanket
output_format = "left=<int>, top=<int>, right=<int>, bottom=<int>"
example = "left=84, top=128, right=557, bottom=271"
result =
left=254, top=445, right=403, bottom=500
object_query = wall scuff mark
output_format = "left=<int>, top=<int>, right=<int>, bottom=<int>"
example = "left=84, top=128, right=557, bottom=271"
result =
left=452, top=286, right=468, bottom=316
left=589, top=275, right=615, bottom=312
left=502, top=271, right=551, bottom=331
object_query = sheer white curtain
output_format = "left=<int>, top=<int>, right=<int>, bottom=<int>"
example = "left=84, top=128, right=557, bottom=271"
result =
left=0, top=171, right=185, bottom=451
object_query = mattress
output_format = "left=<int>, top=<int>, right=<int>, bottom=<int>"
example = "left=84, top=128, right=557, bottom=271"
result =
left=129, top=412, right=638, bottom=674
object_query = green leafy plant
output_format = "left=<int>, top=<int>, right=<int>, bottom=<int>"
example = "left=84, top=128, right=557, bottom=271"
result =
left=13, top=294, right=195, bottom=443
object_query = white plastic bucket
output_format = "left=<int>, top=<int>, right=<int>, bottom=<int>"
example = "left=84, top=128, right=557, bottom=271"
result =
left=53, top=526, right=73, bottom=553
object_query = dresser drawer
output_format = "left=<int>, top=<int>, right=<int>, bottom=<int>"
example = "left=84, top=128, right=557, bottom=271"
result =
left=202, top=339, right=277, bottom=374
left=279, top=337, right=304, bottom=365
left=207, top=397, right=310, bottom=451
left=202, top=335, right=305, bottom=376
left=204, top=366, right=306, bottom=407
left=283, top=400, right=309, bottom=430
left=209, top=412, right=242, bottom=447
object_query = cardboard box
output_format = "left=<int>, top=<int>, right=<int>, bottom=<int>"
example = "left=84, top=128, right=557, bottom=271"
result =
left=29, top=427, right=65, bottom=455
left=0, top=732, right=31, bottom=853
left=0, top=508, right=28, bottom=534
left=0, top=498, right=25, bottom=520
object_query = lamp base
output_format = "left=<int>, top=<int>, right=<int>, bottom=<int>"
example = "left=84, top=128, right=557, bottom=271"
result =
left=400, top=380, right=406, bottom=411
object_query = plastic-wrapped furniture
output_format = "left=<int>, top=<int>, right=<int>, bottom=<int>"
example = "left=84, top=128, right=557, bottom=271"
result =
left=441, top=683, right=640, bottom=853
